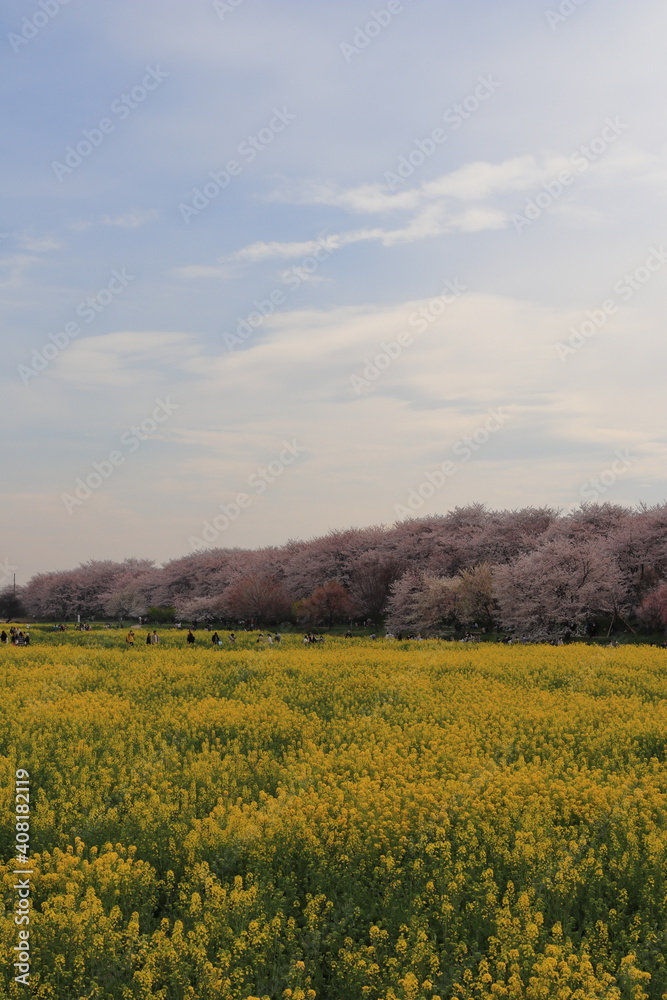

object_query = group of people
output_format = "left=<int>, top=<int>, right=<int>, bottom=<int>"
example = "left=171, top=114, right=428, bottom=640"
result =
left=125, top=630, right=160, bottom=646
left=121, top=628, right=291, bottom=647
left=1, top=627, right=30, bottom=646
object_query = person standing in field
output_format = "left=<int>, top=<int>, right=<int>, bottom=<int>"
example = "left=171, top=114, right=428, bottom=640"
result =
left=187, top=630, right=195, bottom=645
left=126, top=630, right=135, bottom=646
left=146, top=631, right=152, bottom=645
left=152, top=631, right=159, bottom=644
left=211, top=632, right=219, bottom=645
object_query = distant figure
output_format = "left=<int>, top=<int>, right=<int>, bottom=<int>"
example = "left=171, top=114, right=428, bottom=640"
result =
left=228, top=632, right=236, bottom=643
left=274, top=633, right=281, bottom=643
left=126, top=631, right=135, bottom=646
left=0, top=630, right=6, bottom=644
left=345, top=630, right=352, bottom=638
left=152, top=631, right=159, bottom=644
left=146, top=632, right=152, bottom=645
left=186, top=630, right=195, bottom=644
left=211, top=632, right=219, bottom=645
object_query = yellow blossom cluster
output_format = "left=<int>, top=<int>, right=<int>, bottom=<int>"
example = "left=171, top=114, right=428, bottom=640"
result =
left=1, top=638, right=667, bottom=999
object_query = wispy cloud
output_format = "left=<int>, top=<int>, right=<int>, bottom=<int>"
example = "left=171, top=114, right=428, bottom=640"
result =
left=0, top=254, right=39, bottom=287
left=53, top=331, right=197, bottom=387
left=213, top=139, right=667, bottom=269
left=69, top=211, right=160, bottom=233
left=216, top=148, right=646, bottom=266
left=17, top=234, right=63, bottom=252
left=273, top=155, right=566, bottom=213
left=101, top=210, right=160, bottom=228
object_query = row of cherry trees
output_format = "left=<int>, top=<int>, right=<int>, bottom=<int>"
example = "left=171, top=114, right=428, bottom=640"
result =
left=13, top=503, right=667, bottom=637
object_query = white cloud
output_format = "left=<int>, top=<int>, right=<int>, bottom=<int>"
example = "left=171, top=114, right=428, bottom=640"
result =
left=217, top=144, right=665, bottom=266
left=0, top=254, right=39, bottom=287
left=101, top=210, right=160, bottom=228
left=53, top=331, right=197, bottom=387
left=220, top=229, right=386, bottom=264
left=17, top=234, right=62, bottom=252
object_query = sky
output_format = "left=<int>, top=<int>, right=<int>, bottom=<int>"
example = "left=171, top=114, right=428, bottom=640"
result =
left=2, top=0, right=667, bottom=583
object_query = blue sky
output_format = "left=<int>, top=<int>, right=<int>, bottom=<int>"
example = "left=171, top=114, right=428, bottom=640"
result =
left=3, top=0, right=667, bottom=581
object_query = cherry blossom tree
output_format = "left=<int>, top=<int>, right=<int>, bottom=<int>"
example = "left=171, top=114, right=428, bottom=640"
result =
left=385, top=572, right=459, bottom=636
left=23, top=559, right=154, bottom=619
left=174, top=594, right=227, bottom=624
left=348, top=552, right=403, bottom=620
left=494, top=537, right=627, bottom=640
left=294, top=580, right=353, bottom=627
left=384, top=572, right=427, bottom=635
left=638, top=583, right=667, bottom=630
left=223, top=572, right=292, bottom=625
left=104, top=585, right=147, bottom=621
left=412, top=576, right=460, bottom=635
left=21, top=505, right=667, bottom=632
left=455, top=563, right=497, bottom=628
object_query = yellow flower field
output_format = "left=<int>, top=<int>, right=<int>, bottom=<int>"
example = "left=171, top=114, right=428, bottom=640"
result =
left=1, top=636, right=667, bottom=999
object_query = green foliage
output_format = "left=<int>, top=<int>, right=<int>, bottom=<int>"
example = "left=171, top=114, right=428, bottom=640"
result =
left=147, top=606, right=176, bottom=623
